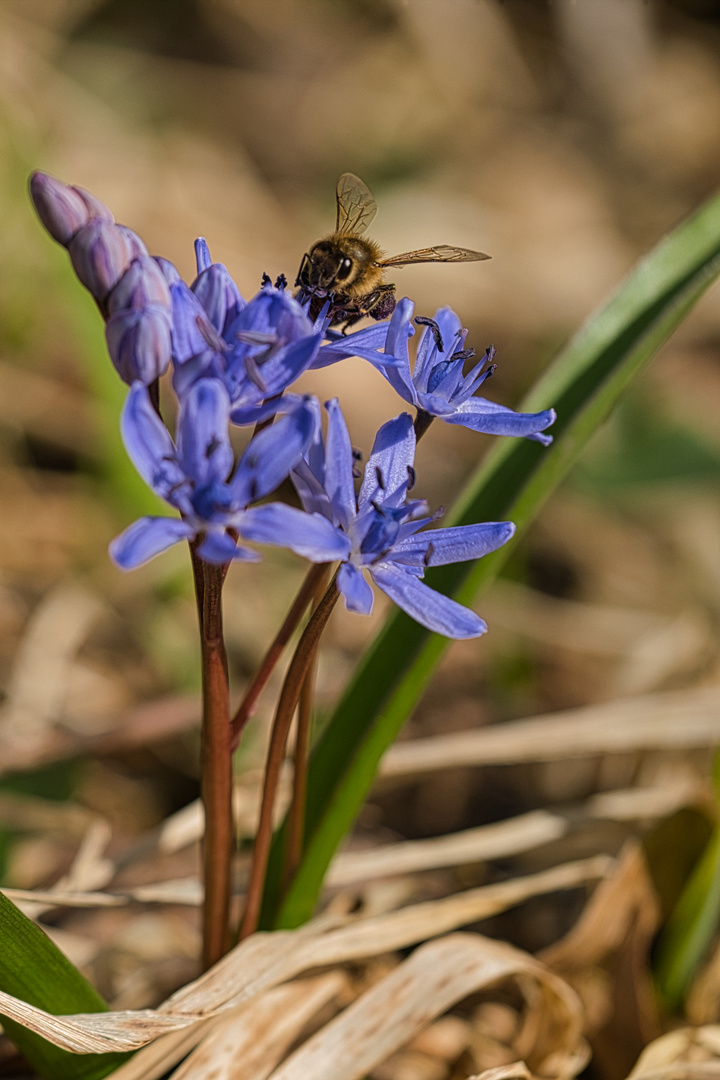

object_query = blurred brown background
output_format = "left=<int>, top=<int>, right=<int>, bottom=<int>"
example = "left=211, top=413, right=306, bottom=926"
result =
left=2, top=0, right=720, bottom=1024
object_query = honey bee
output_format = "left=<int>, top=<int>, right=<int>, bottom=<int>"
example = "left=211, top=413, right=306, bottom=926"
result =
left=295, top=172, right=490, bottom=330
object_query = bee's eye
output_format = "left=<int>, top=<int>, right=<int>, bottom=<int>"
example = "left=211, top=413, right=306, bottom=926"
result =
left=336, top=257, right=353, bottom=282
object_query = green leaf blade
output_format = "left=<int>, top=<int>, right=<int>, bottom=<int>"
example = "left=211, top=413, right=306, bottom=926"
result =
left=0, top=892, right=129, bottom=1079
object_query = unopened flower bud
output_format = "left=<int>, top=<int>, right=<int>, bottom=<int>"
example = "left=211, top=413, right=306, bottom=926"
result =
left=69, top=219, right=148, bottom=301
left=29, top=172, right=115, bottom=248
left=107, top=256, right=171, bottom=314
left=154, top=257, right=182, bottom=286
left=73, top=186, right=114, bottom=224
left=29, top=172, right=89, bottom=246
left=105, top=304, right=172, bottom=385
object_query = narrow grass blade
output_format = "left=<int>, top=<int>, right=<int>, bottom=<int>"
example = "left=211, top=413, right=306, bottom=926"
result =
left=654, top=750, right=720, bottom=1010
left=262, top=187, right=720, bottom=929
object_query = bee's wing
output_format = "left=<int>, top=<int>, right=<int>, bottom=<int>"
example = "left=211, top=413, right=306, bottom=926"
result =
left=378, top=245, right=491, bottom=267
left=336, top=173, right=378, bottom=236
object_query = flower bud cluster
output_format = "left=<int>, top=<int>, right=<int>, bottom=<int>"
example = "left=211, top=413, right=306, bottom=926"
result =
left=29, top=171, right=172, bottom=385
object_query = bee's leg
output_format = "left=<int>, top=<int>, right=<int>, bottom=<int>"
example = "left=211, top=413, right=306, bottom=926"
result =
left=337, top=285, right=397, bottom=334
left=294, top=253, right=312, bottom=288
left=338, top=311, right=363, bottom=334
left=331, top=301, right=363, bottom=334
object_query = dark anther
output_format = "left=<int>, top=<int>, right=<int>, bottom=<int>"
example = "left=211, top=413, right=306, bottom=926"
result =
left=375, top=466, right=386, bottom=490
left=261, top=272, right=273, bottom=287
left=423, top=541, right=435, bottom=567
left=406, top=465, right=416, bottom=491
left=486, top=364, right=497, bottom=378
left=414, top=316, right=444, bottom=352
left=451, top=348, right=475, bottom=363
left=206, top=437, right=220, bottom=459
left=275, top=273, right=287, bottom=291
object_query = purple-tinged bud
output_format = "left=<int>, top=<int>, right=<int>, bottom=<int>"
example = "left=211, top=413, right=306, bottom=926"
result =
left=73, top=186, right=114, bottom=224
left=107, top=256, right=171, bottom=314
left=29, top=171, right=90, bottom=246
left=29, top=172, right=115, bottom=247
left=154, top=257, right=182, bottom=287
left=105, top=304, right=172, bottom=384
left=68, top=219, right=148, bottom=302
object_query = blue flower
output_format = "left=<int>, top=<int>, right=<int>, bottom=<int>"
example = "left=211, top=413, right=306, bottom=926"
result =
left=169, top=241, right=403, bottom=425
left=109, top=379, right=348, bottom=569
left=377, top=300, right=556, bottom=444
left=245, top=399, right=515, bottom=639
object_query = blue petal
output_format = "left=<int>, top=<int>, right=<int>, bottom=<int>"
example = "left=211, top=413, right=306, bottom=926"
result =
left=240, top=504, right=351, bottom=561
left=195, top=237, right=212, bottom=273
left=414, top=307, right=462, bottom=390
left=358, top=506, right=402, bottom=560
left=109, top=516, right=195, bottom=569
left=231, top=398, right=319, bottom=505
left=445, top=399, right=557, bottom=440
left=176, top=378, right=233, bottom=486
left=370, top=562, right=487, bottom=638
left=313, top=320, right=404, bottom=371
left=427, top=338, right=468, bottom=400
left=171, top=282, right=212, bottom=363
left=324, top=399, right=357, bottom=530
left=196, top=530, right=260, bottom=564
left=171, top=349, right=219, bottom=399
left=120, top=383, right=188, bottom=505
left=323, top=323, right=389, bottom=351
left=230, top=288, right=313, bottom=344
left=311, top=341, right=404, bottom=371
left=374, top=357, right=416, bottom=404
left=338, top=563, right=374, bottom=615
left=193, top=263, right=245, bottom=334
left=230, top=392, right=311, bottom=428
left=291, top=458, right=333, bottom=519
left=384, top=296, right=415, bottom=363
left=453, top=346, right=495, bottom=400
left=253, top=334, right=322, bottom=397
left=359, top=413, right=415, bottom=510
left=391, top=522, right=515, bottom=567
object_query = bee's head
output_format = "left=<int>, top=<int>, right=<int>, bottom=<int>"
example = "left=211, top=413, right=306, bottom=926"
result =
left=297, top=237, right=374, bottom=294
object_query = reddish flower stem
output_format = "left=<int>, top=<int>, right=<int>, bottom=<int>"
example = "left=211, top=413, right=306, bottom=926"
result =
left=238, top=573, right=340, bottom=940
left=230, top=562, right=330, bottom=750
left=284, top=571, right=325, bottom=885
left=190, top=544, right=233, bottom=971
left=413, top=408, right=435, bottom=441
